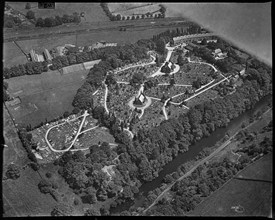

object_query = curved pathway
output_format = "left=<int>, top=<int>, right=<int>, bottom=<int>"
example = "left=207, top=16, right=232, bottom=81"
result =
left=188, top=57, right=218, bottom=72
left=104, top=84, right=109, bottom=114
left=45, top=110, right=89, bottom=153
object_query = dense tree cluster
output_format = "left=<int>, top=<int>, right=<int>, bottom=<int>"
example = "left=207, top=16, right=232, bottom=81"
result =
left=147, top=132, right=272, bottom=216
left=3, top=81, right=11, bottom=102
left=35, top=13, right=81, bottom=28
left=4, top=14, right=22, bottom=28
left=3, top=61, right=48, bottom=79
left=18, top=129, right=38, bottom=164
left=5, top=163, right=21, bottom=179
left=72, top=44, right=149, bottom=109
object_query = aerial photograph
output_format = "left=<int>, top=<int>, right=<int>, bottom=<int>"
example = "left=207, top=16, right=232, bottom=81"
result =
left=2, top=2, right=272, bottom=217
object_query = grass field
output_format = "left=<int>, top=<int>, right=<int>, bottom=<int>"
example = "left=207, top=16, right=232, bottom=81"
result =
left=189, top=153, right=272, bottom=217
left=6, top=69, right=89, bottom=128
left=3, top=42, right=28, bottom=67
left=3, top=167, right=58, bottom=217
left=8, top=2, right=108, bottom=23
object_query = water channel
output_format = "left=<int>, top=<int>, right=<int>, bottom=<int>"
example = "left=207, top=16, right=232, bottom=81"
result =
left=111, top=94, right=272, bottom=214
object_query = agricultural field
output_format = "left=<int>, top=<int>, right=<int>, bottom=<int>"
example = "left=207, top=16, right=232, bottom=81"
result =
left=108, top=3, right=161, bottom=17
left=6, top=68, right=89, bottom=128
left=189, top=153, right=272, bottom=217
left=3, top=42, right=28, bottom=67
left=7, top=2, right=108, bottom=23
left=2, top=167, right=58, bottom=217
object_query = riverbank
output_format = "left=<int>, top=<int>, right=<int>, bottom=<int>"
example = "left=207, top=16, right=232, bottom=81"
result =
left=110, top=94, right=272, bottom=214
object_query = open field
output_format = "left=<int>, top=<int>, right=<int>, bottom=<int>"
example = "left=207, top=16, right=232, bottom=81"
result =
left=2, top=166, right=57, bottom=217
left=7, top=2, right=108, bottom=23
left=189, top=153, right=272, bottom=217
left=6, top=69, right=88, bottom=128
left=3, top=42, right=28, bottom=67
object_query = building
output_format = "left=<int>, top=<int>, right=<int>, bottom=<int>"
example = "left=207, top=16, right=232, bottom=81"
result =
left=133, top=92, right=147, bottom=106
left=37, top=54, right=44, bottom=62
left=91, top=41, right=117, bottom=49
left=173, top=33, right=216, bottom=45
left=43, top=48, right=52, bottom=61
left=212, top=48, right=227, bottom=60
left=30, top=49, right=38, bottom=62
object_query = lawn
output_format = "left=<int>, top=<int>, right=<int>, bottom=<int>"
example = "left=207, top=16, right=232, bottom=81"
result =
left=8, top=2, right=108, bottom=23
left=6, top=69, right=89, bottom=128
left=189, top=153, right=272, bottom=217
left=3, top=42, right=28, bottom=67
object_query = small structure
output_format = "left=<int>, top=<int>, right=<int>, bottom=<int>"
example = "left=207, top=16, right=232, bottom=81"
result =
left=6, top=97, right=21, bottom=107
left=212, top=48, right=227, bottom=60
left=43, top=48, right=52, bottom=61
left=91, top=41, right=117, bottom=49
left=133, top=92, right=147, bottom=106
left=30, top=49, right=38, bottom=62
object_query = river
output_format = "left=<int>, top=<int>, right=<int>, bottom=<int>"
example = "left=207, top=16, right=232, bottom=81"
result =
left=110, top=94, right=272, bottom=214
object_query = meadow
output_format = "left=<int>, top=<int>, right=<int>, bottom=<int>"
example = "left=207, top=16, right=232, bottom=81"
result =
left=7, top=2, right=108, bottom=23
left=6, top=69, right=89, bottom=128
left=189, top=153, right=272, bottom=217
left=3, top=165, right=57, bottom=217
left=3, top=42, right=28, bottom=67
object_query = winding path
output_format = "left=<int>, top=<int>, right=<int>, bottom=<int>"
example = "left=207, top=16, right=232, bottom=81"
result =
left=45, top=111, right=89, bottom=153
left=188, top=57, right=218, bottom=72
left=104, top=84, right=109, bottom=114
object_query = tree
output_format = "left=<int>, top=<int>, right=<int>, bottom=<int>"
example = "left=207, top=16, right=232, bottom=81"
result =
left=35, top=17, right=44, bottom=27
left=84, top=207, right=100, bottom=216
left=51, top=203, right=73, bottom=216
left=6, top=164, right=21, bottom=179
left=25, top=3, right=31, bottom=9
left=156, top=37, right=166, bottom=54
left=26, top=10, right=35, bottom=19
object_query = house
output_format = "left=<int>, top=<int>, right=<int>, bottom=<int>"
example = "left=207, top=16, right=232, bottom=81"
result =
left=91, top=41, right=118, bottom=49
left=56, top=46, right=66, bottom=56
left=212, top=48, right=227, bottom=60
left=207, top=39, right=217, bottom=43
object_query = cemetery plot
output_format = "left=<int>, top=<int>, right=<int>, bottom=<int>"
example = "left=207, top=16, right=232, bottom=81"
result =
left=108, top=84, right=137, bottom=120
left=47, top=117, right=82, bottom=150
